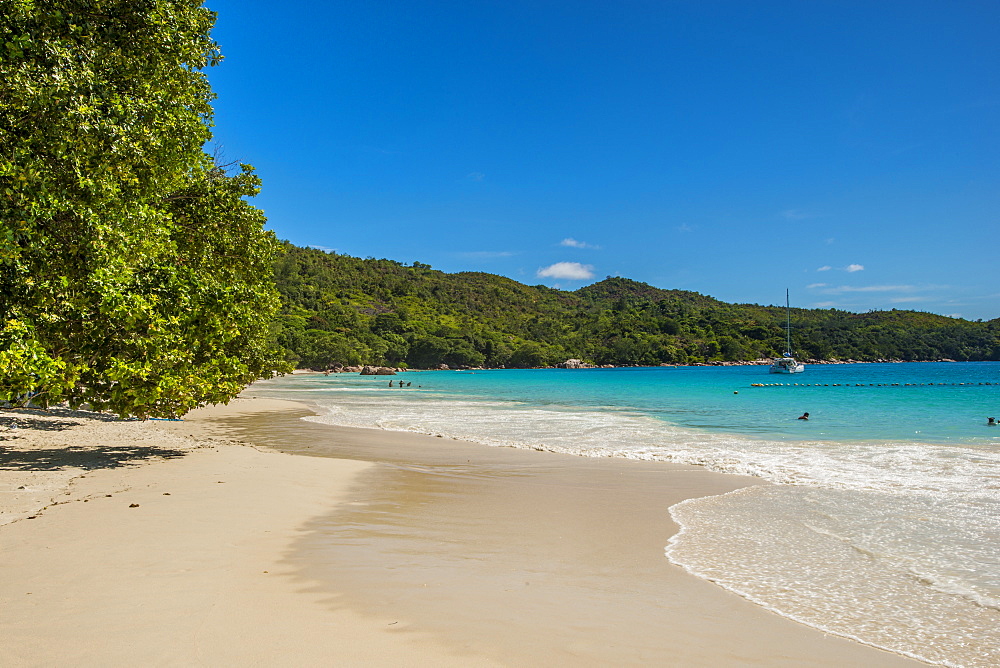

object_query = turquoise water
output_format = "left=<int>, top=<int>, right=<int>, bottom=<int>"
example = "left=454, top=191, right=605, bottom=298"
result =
left=253, top=362, right=1000, bottom=667
left=310, top=363, right=999, bottom=443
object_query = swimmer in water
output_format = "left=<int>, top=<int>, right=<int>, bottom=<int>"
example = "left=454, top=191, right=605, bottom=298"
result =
left=989, top=417, right=997, bottom=425
left=798, top=412, right=810, bottom=420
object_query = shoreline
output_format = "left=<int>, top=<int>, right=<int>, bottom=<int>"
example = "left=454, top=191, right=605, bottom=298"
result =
left=1, top=395, right=927, bottom=665
left=0, top=400, right=500, bottom=666
left=308, top=359, right=984, bottom=375
left=223, top=392, right=927, bottom=666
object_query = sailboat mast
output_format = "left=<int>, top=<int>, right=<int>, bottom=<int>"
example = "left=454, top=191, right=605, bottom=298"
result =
left=785, top=289, right=792, bottom=356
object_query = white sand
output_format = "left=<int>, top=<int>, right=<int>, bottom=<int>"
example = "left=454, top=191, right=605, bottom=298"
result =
left=0, top=397, right=927, bottom=666
left=0, top=402, right=499, bottom=666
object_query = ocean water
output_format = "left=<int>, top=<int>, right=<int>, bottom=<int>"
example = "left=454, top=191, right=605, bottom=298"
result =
left=252, top=363, right=1000, bottom=667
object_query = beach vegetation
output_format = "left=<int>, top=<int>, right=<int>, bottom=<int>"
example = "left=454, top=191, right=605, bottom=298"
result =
left=271, top=245, right=1000, bottom=369
left=0, top=0, right=287, bottom=417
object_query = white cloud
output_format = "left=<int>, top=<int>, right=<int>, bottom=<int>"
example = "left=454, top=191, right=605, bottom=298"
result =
left=813, top=301, right=838, bottom=308
left=537, top=262, right=595, bottom=280
left=560, top=237, right=601, bottom=250
left=817, top=263, right=864, bottom=272
left=807, top=283, right=828, bottom=289
left=308, top=245, right=338, bottom=253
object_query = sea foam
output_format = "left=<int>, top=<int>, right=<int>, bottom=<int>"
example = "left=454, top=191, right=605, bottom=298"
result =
left=254, top=365, right=1000, bottom=667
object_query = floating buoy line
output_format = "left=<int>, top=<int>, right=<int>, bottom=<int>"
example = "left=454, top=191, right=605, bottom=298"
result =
left=749, top=382, right=996, bottom=387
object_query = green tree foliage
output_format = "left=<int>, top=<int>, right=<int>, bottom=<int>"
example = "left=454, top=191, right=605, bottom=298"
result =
left=272, top=245, right=1000, bottom=370
left=0, top=0, right=287, bottom=417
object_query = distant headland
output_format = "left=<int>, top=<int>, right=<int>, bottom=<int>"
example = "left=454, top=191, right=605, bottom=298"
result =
left=274, top=244, right=999, bottom=372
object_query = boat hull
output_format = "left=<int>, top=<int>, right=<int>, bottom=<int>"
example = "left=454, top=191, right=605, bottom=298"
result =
left=769, top=360, right=805, bottom=374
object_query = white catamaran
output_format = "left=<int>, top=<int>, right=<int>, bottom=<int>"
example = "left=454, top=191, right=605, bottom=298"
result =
left=769, top=289, right=805, bottom=374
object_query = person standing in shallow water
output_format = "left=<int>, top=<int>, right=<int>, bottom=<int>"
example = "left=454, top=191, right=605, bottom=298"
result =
left=798, top=412, right=810, bottom=420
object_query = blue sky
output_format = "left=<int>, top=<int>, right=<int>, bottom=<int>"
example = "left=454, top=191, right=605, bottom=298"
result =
left=204, top=1, right=999, bottom=320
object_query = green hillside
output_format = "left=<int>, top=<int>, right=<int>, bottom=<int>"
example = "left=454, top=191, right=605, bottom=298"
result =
left=273, top=244, right=1000, bottom=369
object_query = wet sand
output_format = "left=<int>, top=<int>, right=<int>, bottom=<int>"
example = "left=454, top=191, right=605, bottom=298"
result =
left=0, top=401, right=499, bottom=667
left=217, top=394, right=927, bottom=666
left=0, top=394, right=928, bottom=665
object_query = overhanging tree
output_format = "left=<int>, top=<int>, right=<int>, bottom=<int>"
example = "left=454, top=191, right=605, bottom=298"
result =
left=0, top=0, right=288, bottom=417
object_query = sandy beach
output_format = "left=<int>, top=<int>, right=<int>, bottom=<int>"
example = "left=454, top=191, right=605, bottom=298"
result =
left=1, top=394, right=927, bottom=666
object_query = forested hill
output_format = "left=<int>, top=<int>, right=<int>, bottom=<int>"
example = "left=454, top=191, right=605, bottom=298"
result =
left=273, top=244, right=1000, bottom=369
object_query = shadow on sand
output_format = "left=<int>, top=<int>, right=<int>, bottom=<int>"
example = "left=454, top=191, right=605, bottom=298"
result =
left=0, top=408, right=188, bottom=471
left=0, top=406, right=126, bottom=430
left=0, top=445, right=189, bottom=471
